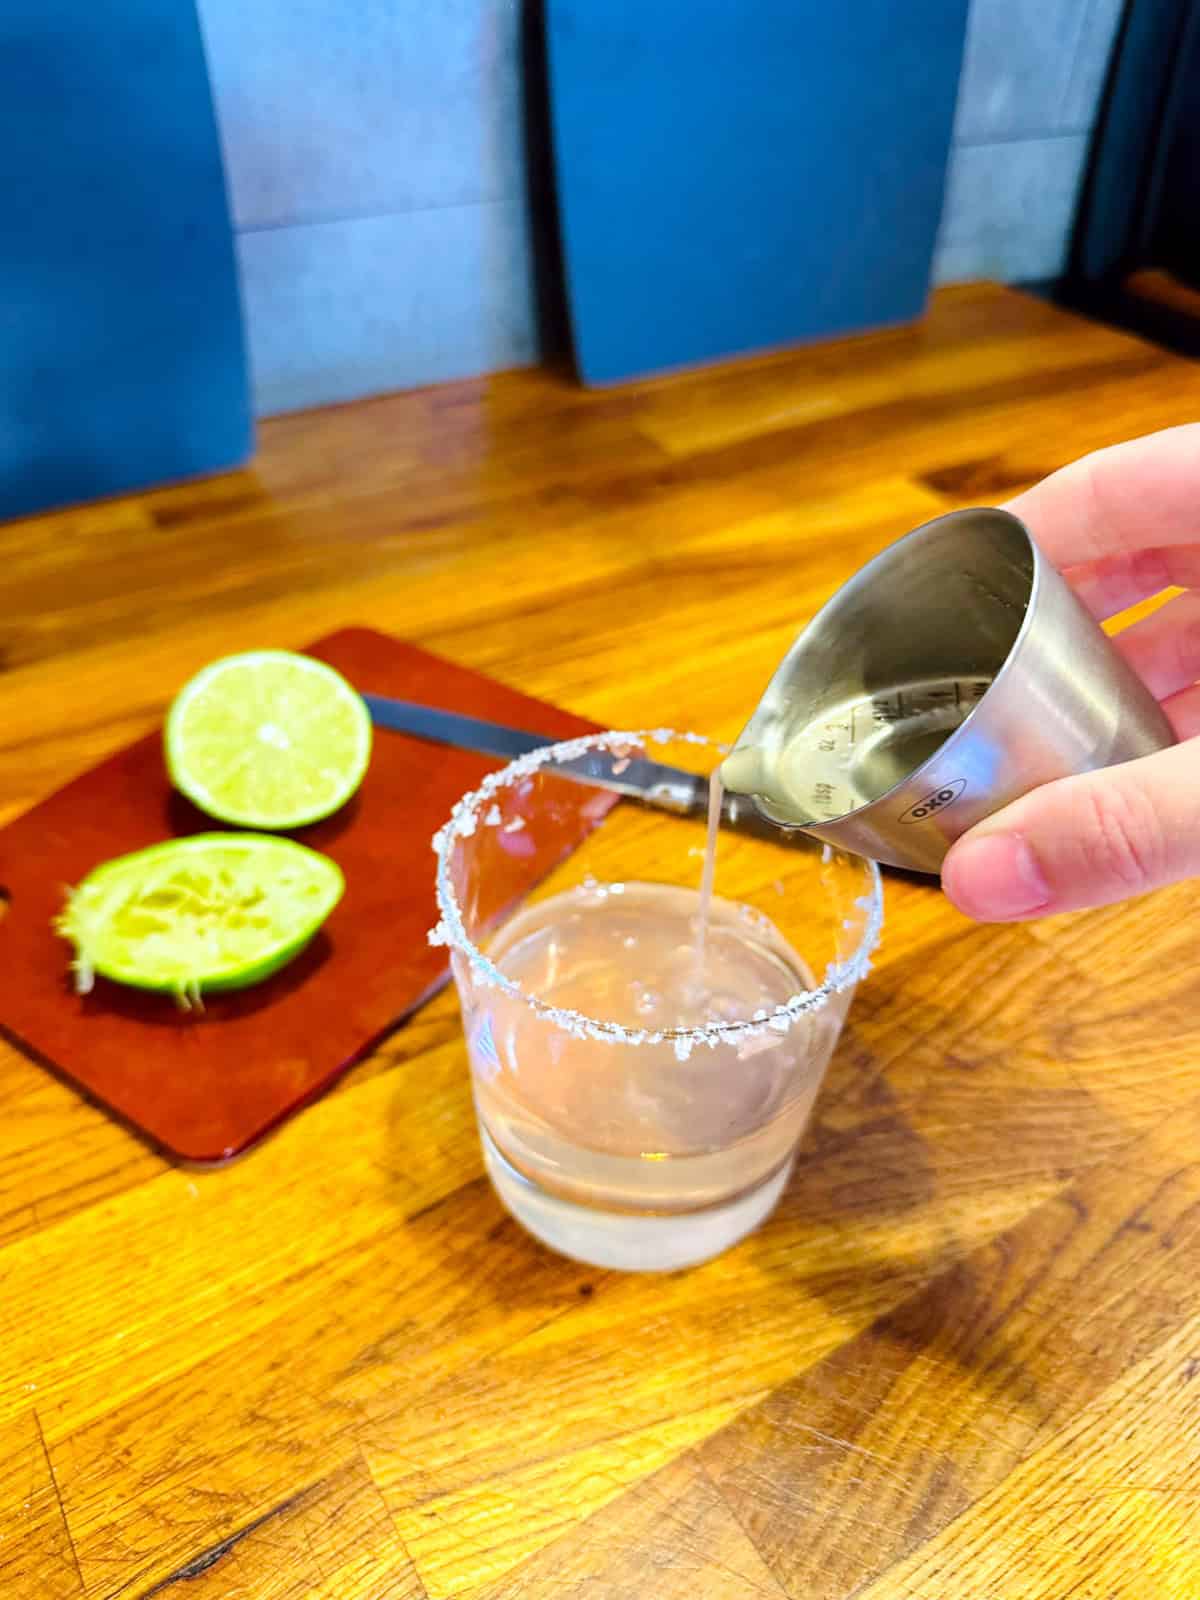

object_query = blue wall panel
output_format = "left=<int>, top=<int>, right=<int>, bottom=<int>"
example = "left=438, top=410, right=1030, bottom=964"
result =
left=1, top=0, right=251, bottom=517
left=547, top=0, right=969, bottom=384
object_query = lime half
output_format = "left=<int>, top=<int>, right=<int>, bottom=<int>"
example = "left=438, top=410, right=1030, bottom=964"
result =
left=57, top=834, right=344, bottom=1005
left=166, top=650, right=372, bottom=830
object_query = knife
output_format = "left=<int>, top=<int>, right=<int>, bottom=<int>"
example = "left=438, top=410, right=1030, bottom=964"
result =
left=361, top=693, right=777, bottom=835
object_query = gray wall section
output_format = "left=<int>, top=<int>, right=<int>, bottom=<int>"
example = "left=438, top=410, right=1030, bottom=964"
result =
left=934, top=0, right=1126, bottom=284
left=196, top=0, right=1125, bottom=415
left=197, top=0, right=537, bottom=415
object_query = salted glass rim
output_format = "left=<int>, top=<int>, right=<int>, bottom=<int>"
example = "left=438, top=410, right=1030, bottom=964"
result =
left=430, top=729, right=883, bottom=1053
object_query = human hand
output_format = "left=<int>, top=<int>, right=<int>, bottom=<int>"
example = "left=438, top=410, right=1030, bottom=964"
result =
left=942, top=423, right=1200, bottom=921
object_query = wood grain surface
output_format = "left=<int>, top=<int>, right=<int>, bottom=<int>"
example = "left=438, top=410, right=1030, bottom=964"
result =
left=3, top=284, right=1200, bottom=1597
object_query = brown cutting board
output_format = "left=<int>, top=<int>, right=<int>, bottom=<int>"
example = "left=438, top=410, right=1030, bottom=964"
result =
left=0, top=628, right=604, bottom=1163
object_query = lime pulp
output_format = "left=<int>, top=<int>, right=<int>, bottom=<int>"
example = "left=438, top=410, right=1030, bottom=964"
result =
left=56, top=833, right=344, bottom=1006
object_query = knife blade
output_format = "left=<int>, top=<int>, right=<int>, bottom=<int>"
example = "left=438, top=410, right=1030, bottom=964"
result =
left=360, top=693, right=776, bottom=834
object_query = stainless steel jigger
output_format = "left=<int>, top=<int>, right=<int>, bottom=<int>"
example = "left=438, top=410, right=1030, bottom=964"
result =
left=723, top=507, right=1175, bottom=874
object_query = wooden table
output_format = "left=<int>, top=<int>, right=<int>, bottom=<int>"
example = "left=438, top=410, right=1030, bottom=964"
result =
left=4, top=284, right=1200, bottom=1598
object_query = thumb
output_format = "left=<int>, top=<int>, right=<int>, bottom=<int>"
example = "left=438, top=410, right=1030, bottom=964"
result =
left=942, top=739, right=1200, bottom=920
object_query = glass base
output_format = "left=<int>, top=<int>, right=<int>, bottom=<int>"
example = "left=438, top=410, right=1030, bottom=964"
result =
left=480, top=1127, right=793, bottom=1272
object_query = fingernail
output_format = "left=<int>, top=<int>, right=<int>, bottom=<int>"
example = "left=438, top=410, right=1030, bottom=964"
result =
left=944, top=832, right=1051, bottom=921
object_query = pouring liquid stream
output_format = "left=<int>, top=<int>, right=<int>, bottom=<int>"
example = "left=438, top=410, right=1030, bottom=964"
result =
left=692, top=771, right=723, bottom=982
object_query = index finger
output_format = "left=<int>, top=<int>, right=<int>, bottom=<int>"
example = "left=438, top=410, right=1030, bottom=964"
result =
left=1005, top=423, right=1200, bottom=570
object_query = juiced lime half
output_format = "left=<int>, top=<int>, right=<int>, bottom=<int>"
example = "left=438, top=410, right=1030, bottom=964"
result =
left=165, top=650, right=372, bottom=830
left=56, top=834, right=344, bottom=1005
